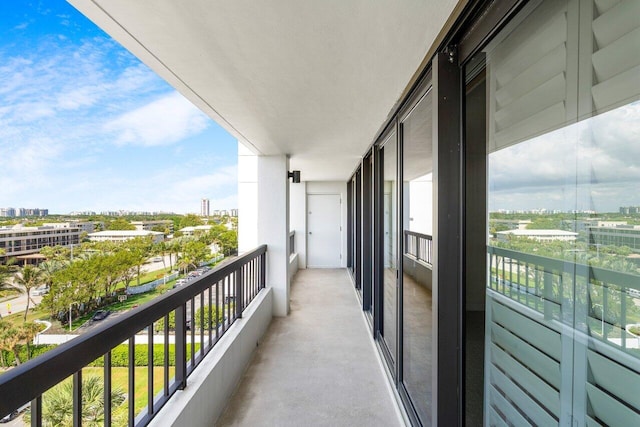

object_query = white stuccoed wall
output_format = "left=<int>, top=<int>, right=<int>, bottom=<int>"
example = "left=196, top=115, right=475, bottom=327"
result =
left=238, top=142, right=258, bottom=253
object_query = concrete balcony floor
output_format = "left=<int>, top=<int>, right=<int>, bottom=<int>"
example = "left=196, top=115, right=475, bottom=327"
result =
left=216, top=268, right=404, bottom=426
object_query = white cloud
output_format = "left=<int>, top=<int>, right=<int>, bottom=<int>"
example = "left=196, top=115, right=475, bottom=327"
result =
left=104, top=92, right=210, bottom=146
left=489, top=101, right=640, bottom=212
left=0, top=29, right=234, bottom=214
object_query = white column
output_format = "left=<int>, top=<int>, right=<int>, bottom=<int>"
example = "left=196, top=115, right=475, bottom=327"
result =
left=258, top=155, right=290, bottom=316
left=238, top=142, right=258, bottom=253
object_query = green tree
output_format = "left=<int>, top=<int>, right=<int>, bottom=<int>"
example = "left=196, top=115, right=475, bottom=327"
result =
left=14, top=265, right=44, bottom=322
left=0, top=321, right=22, bottom=366
left=106, top=218, right=136, bottom=231
left=124, top=237, right=154, bottom=287
left=179, top=214, right=204, bottom=229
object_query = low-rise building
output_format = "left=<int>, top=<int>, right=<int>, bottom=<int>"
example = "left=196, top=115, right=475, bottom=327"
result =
left=87, top=230, right=164, bottom=244
left=588, top=225, right=640, bottom=252
left=496, top=229, right=578, bottom=242
left=0, top=224, right=81, bottom=261
left=179, top=225, right=213, bottom=236
left=131, top=220, right=174, bottom=233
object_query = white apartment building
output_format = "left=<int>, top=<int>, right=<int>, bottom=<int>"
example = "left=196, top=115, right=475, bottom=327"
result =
left=200, top=199, right=210, bottom=217
left=497, top=229, right=578, bottom=242
left=131, top=220, right=174, bottom=233
left=0, top=224, right=81, bottom=260
left=87, top=230, right=164, bottom=244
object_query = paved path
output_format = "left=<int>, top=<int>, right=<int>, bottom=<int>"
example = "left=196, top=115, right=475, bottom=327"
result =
left=216, top=269, right=403, bottom=427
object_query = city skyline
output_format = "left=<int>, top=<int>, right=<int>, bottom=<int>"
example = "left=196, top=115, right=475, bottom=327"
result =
left=0, top=1, right=238, bottom=215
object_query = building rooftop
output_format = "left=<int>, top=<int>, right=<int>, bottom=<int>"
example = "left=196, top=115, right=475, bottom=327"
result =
left=497, top=229, right=578, bottom=237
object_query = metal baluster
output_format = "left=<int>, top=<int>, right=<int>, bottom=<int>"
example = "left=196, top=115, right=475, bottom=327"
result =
left=200, top=291, right=205, bottom=356
left=163, top=315, right=169, bottom=396
left=30, top=395, right=42, bottom=427
left=603, top=286, right=608, bottom=340
left=622, top=285, right=627, bottom=349
left=190, top=298, right=195, bottom=368
left=175, top=306, right=187, bottom=390
left=104, top=351, right=112, bottom=426
left=208, top=286, right=213, bottom=348
left=73, top=371, right=82, bottom=427
left=128, top=337, right=135, bottom=426
left=148, top=323, right=154, bottom=417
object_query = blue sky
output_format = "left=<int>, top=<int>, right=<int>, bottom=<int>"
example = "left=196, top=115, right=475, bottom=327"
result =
left=0, top=1, right=237, bottom=215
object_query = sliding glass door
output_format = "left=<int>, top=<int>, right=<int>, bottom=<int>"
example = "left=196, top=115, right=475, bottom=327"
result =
left=379, top=129, right=398, bottom=366
left=399, top=83, right=434, bottom=425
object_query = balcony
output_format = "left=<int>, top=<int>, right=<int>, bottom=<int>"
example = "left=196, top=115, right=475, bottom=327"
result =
left=0, top=248, right=402, bottom=426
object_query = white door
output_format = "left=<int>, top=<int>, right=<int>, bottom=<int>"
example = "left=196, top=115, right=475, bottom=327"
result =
left=307, top=194, right=341, bottom=267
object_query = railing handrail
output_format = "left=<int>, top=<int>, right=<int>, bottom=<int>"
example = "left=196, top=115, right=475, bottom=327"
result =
left=403, top=230, right=432, bottom=240
left=0, top=244, right=267, bottom=419
left=488, top=245, right=640, bottom=291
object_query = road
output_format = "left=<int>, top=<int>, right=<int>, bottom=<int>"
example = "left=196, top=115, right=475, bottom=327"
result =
left=0, top=289, right=43, bottom=318
left=0, top=256, right=171, bottom=319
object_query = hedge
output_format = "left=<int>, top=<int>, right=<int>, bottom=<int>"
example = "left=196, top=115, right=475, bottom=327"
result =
left=0, top=344, right=57, bottom=367
left=88, top=343, right=201, bottom=367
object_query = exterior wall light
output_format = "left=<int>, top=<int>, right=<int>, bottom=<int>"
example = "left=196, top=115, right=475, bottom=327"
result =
left=287, top=170, right=301, bottom=183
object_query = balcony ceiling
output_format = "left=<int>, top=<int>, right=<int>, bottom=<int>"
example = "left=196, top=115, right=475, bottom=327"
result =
left=69, top=0, right=462, bottom=181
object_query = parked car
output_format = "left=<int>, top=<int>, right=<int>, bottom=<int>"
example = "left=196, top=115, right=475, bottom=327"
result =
left=0, top=411, right=18, bottom=423
left=32, top=286, right=49, bottom=296
left=92, top=310, right=111, bottom=321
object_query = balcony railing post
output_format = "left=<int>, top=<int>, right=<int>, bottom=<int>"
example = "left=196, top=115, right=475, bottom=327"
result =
left=73, top=371, right=82, bottom=427
left=30, top=396, right=42, bottom=427
left=175, top=305, right=187, bottom=390
left=104, top=351, right=112, bottom=426
left=260, top=252, right=266, bottom=290
left=236, top=266, right=244, bottom=319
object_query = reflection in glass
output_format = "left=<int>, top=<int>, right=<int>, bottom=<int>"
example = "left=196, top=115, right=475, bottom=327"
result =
left=381, top=131, right=397, bottom=363
left=401, top=90, right=433, bottom=425
left=484, top=0, right=640, bottom=424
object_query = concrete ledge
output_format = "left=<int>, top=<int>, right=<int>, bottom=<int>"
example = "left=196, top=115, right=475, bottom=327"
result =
left=149, top=287, right=273, bottom=427
left=289, top=252, right=299, bottom=280
left=403, top=254, right=432, bottom=291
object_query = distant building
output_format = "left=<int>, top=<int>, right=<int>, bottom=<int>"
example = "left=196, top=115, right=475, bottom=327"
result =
left=230, top=209, right=238, bottom=217
left=565, top=220, right=628, bottom=233
left=87, top=230, right=164, bottom=244
left=44, top=221, right=100, bottom=234
left=0, top=224, right=81, bottom=261
left=620, top=206, right=640, bottom=215
left=0, top=207, right=47, bottom=217
left=131, top=220, right=174, bottom=233
left=496, top=229, right=578, bottom=242
left=201, top=198, right=210, bottom=217
left=589, top=225, right=640, bottom=252
left=179, top=225, right=213, bottom=237
left=0, top=207, right=16, bottom=217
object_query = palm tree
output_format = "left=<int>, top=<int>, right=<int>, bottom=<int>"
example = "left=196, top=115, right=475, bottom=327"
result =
left=14, top=265, right=44, bottom=322
left=24, top=375, right=126, bottom=426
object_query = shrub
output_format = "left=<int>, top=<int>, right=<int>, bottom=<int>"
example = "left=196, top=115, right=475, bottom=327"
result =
left=194, top=304, right=228, bottom=329
left=88, top=343, right=201, bottom=367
